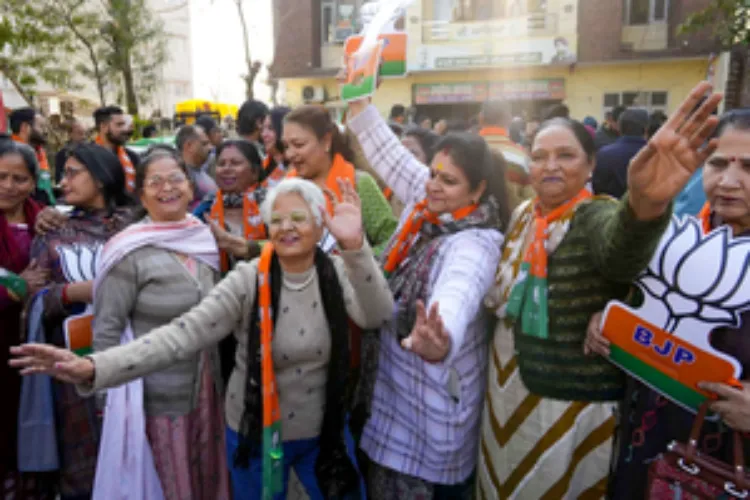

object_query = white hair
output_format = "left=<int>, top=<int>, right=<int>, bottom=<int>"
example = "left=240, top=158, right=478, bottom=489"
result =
left=261, top=178, right=327, bottom=226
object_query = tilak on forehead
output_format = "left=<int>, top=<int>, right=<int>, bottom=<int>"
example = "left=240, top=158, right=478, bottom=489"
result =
left=436, top=146, right=452, bottom=170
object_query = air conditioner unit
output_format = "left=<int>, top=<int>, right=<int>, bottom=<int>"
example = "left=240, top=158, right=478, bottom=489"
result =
left=302, top=85, right=326, bottom=103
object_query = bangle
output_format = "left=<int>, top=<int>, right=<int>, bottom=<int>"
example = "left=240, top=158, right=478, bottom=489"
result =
left=62, top=284, right=70, bottom=304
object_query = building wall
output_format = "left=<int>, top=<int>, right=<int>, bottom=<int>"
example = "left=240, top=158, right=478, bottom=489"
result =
left=282, top=57, right=712, bottom=121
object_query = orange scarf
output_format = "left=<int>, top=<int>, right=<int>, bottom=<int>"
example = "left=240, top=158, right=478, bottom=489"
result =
left=506, top=188, right=592, bottom=338
left=257, top=243, right=284, bottom=497
left=382, top=199, right=478, bottom=275
left=478, top=126, right=509, bottom=138
left=698, top=202, right=712, bottom=234
left=96, top=135, right=135, bottom=192
left=286, top=153, right=356, bottom=215
left=209, top=188, right=266, bottom=272
left=261, top=156, right=287, bottom=188
left=11, top=135, right=49, bottom=172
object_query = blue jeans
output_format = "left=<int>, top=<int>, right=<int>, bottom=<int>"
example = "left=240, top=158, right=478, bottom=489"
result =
left=226, top=427, right=324, bottom=500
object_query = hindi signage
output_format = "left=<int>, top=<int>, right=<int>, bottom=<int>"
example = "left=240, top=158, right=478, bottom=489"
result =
left=414, top=79, right=565, bottom=105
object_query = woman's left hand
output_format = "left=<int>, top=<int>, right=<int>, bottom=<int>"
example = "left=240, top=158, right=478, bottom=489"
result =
left=209, top=220, right=250, bottom=259
left=627, top=81, right=722, bottom=220
left=323, top=179, right=364, bottom=251
left=402, top=300, right=452, bottom=363
left=699, top=381, right=750, bottom=432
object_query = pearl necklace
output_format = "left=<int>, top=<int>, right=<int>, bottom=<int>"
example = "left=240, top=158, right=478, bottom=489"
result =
left=282, top=270, right=316, bottom=291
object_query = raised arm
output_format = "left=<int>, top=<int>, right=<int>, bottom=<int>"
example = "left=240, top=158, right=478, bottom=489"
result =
left=347, top=103, right=429, bottom=207
left=579, top=197, right=671, bottom=284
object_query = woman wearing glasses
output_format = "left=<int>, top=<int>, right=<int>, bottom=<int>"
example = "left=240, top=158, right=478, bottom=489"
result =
left=85, top=150, right=230, bottom=499
left=12, top=177, right=394, bottom=499
left=24, top=143, right=133, bottom=499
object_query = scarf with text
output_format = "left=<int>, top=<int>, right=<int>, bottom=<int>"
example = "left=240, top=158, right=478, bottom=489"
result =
left=506, top=188, right=592, bottom=339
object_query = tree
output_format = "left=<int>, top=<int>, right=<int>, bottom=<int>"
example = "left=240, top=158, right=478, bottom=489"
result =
left=233, top=0, right=263, bottom=99
left=266, top=64, right=279, bottom=106
left=679, top=0, right=750, bottom=47
left=680, top=1, right=750, bottom=108
left=0, top=0, right=78, bottom=103
left=37, top=0, right=113, bottom=106
left=101, top=0, right=168, bottom=115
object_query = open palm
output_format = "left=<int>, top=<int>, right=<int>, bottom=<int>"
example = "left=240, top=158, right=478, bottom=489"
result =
left=10, top=343, right=94, bottom=384
left=323, top=179, right=364, bottom=250
left=628, top=82, right=721, bottom=216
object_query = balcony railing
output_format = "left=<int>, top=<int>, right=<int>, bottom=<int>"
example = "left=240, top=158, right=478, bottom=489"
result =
left=422, top=13, right=559, bottom=43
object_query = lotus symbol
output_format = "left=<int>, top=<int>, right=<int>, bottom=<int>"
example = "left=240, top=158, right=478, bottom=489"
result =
left=57, top=243, right=103, bottom=283
left=635, top=217, right=750, bottom=351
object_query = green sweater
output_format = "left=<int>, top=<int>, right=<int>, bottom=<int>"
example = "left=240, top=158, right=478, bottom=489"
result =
left=355, top=171, right=399, bottom=257
left=515, top=196, right=671, bottom=402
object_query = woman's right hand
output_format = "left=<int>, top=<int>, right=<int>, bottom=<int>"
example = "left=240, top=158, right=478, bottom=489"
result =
left=209, top=220, right=250, bottom=259
left=9, top=343, right=95, bottom=385
left=35, top=207, right=69, bottom=236
left=584, top=311, right=610, bottom=357
left=19, top=259, right=49, bottom=296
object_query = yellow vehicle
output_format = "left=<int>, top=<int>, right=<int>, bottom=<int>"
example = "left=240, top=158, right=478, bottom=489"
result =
left=174, top=100, right=239, bottom=125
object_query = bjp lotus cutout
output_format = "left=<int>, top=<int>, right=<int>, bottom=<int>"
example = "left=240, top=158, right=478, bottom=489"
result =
left=601, top=216, right=750, bottom=413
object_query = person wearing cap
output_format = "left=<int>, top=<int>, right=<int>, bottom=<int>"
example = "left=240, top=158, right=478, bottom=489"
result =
left=24, top=143, right=134, bottom=499
left=592, top=108, right=649, bottom=199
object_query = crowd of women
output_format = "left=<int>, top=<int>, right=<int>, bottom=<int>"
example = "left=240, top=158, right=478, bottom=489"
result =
left=3, top=71, right=750, bottom=500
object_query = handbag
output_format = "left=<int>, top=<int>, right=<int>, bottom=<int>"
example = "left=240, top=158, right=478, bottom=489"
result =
left=647, top=402, right=750, bottom=499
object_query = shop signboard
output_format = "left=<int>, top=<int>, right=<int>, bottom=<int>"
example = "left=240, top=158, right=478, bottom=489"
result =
left=410, top=0, right=578, bottom=72
left=414, top=79, right=566, bottom=105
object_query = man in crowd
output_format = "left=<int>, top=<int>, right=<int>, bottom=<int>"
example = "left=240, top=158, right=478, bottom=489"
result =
left=55, top=119, right=87, bottom=184
left=595, top=105, right=625, bottom=150
left=176, top=124, right=216, bottom=209
left=237, top=99, right=268, bottom=157
left=592, top=108, right=649, bottom=199
left=196, top=115, right=224, bottom=177
left=9, top=107, right=55, bottom=204
left=93, top=106, right=139, bottom=192
left=477, top=100, right=533, bottom=210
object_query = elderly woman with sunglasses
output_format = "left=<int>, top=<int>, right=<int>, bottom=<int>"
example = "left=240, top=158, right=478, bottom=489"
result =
left=11, top=177, right=394, bottom=500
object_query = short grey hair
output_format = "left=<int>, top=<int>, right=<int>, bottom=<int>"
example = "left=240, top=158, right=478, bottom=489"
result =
left=261, top=178, right=327, bottom=226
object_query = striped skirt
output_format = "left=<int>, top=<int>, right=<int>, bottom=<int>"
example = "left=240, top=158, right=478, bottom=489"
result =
left=477, top=323, right=616, bottom=500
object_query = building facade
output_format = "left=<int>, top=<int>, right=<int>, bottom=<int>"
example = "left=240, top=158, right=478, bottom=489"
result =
left=271, top=0, right=724, bottom=123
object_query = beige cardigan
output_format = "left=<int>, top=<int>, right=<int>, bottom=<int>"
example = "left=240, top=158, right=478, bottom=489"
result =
left=81, top=243, right=394, bottom=433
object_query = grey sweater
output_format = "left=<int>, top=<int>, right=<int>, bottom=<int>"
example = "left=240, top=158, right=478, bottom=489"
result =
left=83, top=243, right=393, bottom=440
left=93, top=246, right=222, bottom=416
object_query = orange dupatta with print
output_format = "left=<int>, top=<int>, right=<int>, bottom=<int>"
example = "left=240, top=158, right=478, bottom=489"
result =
left=382, top=199, right=478, bottom=276
left=286, top=153, right=356, bottom=215
left=209, top=188, right=266, bottom=272
left=96, top=135, right=136, bottom=192
left=505, top=188, right=592, bottom=339
left=257, top=243, right=283, bottom=498
left=12, top=135, right=55, bottom=203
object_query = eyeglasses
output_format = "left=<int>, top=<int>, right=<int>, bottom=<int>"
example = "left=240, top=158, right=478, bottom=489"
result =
left=269, top=210, right=312, bottom=228
left=62, top=166, right=86, bottom=180
left=144, top=172, right=188, bottom=189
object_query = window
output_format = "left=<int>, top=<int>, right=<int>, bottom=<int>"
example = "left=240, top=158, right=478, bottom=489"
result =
left=321, top=0, right=362, bottom=44
left=429, top=0, right=497, bottom=22
left=623, top=0, right=668, bottom=25
left=602, top=91, right=669, bottom=116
